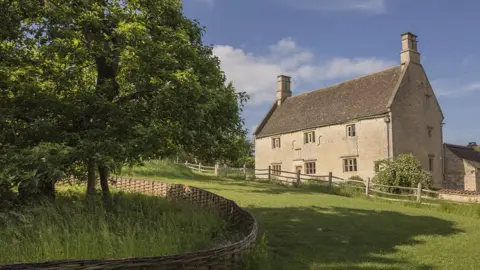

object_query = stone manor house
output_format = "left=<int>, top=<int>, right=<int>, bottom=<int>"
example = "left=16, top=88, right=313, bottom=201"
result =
left=253, top=32, right=480, bottom=191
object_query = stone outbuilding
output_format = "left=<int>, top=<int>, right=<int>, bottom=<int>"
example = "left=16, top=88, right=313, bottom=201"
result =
left=444, top=143, right=480, bottom=191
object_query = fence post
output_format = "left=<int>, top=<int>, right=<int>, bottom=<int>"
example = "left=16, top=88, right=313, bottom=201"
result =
left=214, top=162, right=219, bottom=177
left=184, top=160, right=187, bottom=166
left=296, top=170, right=301, bottom=187
left=366, top=177, right=370, bottom=197
left=268, top=166, right=271, bottom=181
left=417, top=182, right=422, bottom=203
left=328, top=172, right=333, bottom=188
left=224, top=164, right=228, bottom=177
left=198, top=162, right=201, bottom=172
left=243, top=163, right=247, bottom=180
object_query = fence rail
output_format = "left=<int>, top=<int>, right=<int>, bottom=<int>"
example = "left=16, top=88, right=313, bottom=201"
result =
left=178, top=161, right=480, bottom=205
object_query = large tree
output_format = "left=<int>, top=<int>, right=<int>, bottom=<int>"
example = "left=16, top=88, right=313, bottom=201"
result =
left=0, top=0, right=248, bottom=200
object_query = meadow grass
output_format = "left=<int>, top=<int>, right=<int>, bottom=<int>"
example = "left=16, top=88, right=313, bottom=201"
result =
left=0, top=188, right=229, bottom=265
left=122, top=160, right=480, bottom=269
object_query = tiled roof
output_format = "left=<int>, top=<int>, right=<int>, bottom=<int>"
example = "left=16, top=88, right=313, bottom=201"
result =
left=445, top=143, right=480, bottom=169
left=255, top=66, right=404, bottom=138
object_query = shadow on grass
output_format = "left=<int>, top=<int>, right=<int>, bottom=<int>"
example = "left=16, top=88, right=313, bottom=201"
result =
left=248, top=206, right=463, bottom=270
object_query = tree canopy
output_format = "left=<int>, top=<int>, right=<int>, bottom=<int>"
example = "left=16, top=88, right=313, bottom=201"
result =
left=0, top=0, right=249, bottom=200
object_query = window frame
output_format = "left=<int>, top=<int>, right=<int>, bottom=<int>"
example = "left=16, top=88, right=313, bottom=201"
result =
left=272, top=164, right=281, bottom=176
left=343, top=158, right=358, bottom=172
left=346, top=124, right=356, bottom=137
left=305, top=162, right=316, bottom=175
left=425, top=93, right=432, bottom=109
left=304, top=131, right=316, bottom=144
left=427, top=126, right=433, bottom=138
left=428, top=155, right=434, bottom=172
left=272, top=137, right=281, bottom=149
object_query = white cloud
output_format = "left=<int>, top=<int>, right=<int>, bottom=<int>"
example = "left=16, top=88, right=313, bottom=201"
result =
left=281, top=0, right=387, bottom=14
left=213, top=38, right=395, bottom=104
left=431, top=79, right=480, bottom=97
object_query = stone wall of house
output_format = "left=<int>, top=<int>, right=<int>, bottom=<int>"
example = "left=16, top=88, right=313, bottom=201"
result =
left=443, top=147, right=478, bottom=191
left=390, top=63, right=444, bottom=188
left=444, top=147, right=467, bottom=190
left=254, top=116, right=390, bottom=180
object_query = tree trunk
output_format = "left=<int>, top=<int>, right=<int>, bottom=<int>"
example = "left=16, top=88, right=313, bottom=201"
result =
left=39, top=173, right=56, bottom=200
left=86, top=159, right=96, bottom=197
left=98, top=165, right=111, bottom=201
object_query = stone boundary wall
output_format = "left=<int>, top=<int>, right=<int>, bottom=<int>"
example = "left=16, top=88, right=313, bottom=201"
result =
left=0, top=177, right=258, bottom=270
left=438, top=189, right=480, bottom=203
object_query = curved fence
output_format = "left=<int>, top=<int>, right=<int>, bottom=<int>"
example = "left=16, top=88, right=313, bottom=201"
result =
left=1, top=177, right=258, bottom=270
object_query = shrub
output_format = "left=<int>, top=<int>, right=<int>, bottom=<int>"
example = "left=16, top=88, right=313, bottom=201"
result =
left=373, top=154, right=432, bottom=189
left=348, top=175, right=364, bottom=182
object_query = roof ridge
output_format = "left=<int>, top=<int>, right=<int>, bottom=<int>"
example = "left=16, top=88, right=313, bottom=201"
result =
left=292, top=65, right=400, bottom=98
left=445, top=143, right=474, bottom=150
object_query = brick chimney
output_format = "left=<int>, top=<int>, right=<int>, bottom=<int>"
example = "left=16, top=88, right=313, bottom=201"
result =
left=277, top=75, right=291, bottom=106
left=400, top=32, right=421, bottom=65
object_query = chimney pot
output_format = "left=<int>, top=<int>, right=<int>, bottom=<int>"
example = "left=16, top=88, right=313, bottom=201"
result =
left=277, top=75, right=292, bottom=105
left=400, top=32, right=420, bottom=65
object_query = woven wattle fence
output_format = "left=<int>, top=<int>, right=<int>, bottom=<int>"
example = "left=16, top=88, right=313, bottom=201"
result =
left=0, top=176, right=258, bottom=270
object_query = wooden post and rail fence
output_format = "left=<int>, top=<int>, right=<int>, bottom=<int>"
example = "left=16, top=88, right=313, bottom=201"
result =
left=178, top=160, right=480, bottom=205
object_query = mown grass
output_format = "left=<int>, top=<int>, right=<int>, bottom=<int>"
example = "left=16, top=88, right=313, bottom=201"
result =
left=0, top=188, right=229, bottom=265
left=122, top=160, right=480, bottom=269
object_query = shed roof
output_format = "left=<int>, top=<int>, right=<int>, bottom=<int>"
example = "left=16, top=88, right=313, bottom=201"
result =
left=445, top=143, right=480, bottom=168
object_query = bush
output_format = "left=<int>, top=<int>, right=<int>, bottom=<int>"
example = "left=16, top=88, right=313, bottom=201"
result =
left=373, top=154, right=432, bottom=189
left=348, top=175, right=364, bottom=182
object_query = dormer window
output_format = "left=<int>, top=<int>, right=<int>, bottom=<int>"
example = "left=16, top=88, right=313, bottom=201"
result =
left=304, top=131, right=315, bottom=144
left=346, top=124, right=356, bottom=137
left=272, top=137, right=281, bottom=149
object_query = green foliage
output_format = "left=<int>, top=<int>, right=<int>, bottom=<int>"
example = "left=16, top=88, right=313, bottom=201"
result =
left=373, top=154, right=433, bottom=189
left=348, top=175, right=364, bottom=181
left=123, top=162, right=480, bottom=270
left=242, top=233, right=270, bottom=270
left=0, top=0, right=249, bottom=198
left=0, top=190, right=228, bottom=264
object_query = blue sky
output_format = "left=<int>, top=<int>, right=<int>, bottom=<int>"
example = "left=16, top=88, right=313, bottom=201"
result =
left=182, top=0, right=479, bottom=145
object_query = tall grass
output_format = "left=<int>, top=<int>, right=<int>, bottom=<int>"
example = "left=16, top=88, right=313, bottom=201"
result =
left=0, top=190, right=229, bottom=264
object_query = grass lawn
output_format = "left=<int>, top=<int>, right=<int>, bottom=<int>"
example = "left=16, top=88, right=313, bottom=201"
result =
left=122, top=160, right=480, bottom=270
left=0, top=187, right=229, bottom=265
